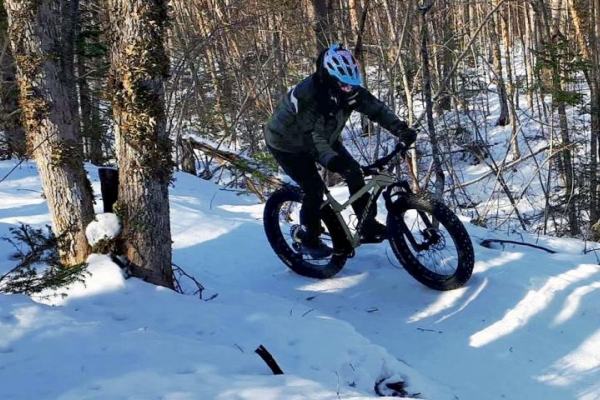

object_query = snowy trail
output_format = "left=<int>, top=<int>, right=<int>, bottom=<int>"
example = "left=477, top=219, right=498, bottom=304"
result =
left=197, top=190, right=600, bottom=400
left=2, top=164, right=600, bottom=399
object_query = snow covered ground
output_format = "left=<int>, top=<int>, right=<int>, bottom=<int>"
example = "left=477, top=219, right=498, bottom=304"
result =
left=1, top=160, right=600, bottom=400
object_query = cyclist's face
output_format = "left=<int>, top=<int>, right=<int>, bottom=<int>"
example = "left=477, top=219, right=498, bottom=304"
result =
left=338, top=81, right=354, bottom=93
left=336, top=81, right=356, bottom=95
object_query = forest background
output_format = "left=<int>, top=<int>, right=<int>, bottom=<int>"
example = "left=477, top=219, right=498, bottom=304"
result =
left=1, top=0, right=600, bottom=289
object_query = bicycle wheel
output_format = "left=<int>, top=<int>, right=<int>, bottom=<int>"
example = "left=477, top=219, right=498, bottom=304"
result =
left=387, top=192, right=474, bottom=290
left=263, top=185, right=348, bottom=279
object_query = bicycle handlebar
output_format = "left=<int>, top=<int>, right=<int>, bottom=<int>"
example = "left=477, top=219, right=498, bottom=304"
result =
left=361, top=141, right=408, bottom=177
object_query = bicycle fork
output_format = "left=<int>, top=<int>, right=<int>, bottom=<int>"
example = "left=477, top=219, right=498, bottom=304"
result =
left=383, top=182, right=440, bottom=252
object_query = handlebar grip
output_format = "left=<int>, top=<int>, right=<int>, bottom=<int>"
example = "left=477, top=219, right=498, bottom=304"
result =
left=362, top=141, right=409, bottom=175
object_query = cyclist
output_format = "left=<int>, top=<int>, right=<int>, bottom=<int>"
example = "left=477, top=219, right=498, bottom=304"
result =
left=264, top=43, right=417, bottom=258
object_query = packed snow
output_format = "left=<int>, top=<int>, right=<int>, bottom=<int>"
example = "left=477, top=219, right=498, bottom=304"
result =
left=1, top=159, right=600, bottom=400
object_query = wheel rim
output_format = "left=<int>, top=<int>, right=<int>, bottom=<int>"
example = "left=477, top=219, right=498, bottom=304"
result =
left=397, top=209, right=461, bottom=277
left=276, top=199, right=334, bottom=266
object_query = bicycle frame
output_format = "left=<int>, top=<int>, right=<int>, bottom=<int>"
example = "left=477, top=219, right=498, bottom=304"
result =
left=321, top=170, right=398, bottom=249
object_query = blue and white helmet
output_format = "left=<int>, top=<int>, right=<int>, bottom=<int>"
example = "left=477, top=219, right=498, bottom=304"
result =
left=323, top=44, right=363, bottom=86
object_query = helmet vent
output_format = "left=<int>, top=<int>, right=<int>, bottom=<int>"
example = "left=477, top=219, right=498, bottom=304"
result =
left=322, top=44, right=363, bottom=86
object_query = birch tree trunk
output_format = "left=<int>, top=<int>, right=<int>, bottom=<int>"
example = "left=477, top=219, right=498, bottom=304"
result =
left=108, top=0, right=174, bottom=289
left=489, top=2, right=509, bottom=126
left=5, top=0, right=95, bottom=265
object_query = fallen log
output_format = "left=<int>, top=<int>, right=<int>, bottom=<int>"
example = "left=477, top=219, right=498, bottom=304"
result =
left=187, top=138, right=284, bottom=201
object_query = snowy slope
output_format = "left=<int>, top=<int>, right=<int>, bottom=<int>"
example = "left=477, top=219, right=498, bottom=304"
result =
left=1, top=161, right=599, bottom=400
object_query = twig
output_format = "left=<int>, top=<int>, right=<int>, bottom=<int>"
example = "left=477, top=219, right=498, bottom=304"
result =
left=234, top=343, right=244, bottom=353
left=480, top=238, right=556, bottom=253
left=417, top=327, right=442, bottom=333
left=172, top=262, right=207, bottom=298
left=255, top=345, right=284, bottom=375
left=301, top=308, right=314, bottom=317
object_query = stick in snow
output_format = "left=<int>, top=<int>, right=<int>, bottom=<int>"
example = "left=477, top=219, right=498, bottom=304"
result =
left=255, top=345, right=284, bottom=375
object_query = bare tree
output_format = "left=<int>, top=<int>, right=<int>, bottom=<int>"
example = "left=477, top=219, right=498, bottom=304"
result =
left=4, top=0, right=95, bottom=265
left=419, top=0, right=445, bottom=200
left=101, top=0, right=600, bottom=238
left=108, top=0, right=174, bottom=288
left=489, top=0, right=510, bottom=126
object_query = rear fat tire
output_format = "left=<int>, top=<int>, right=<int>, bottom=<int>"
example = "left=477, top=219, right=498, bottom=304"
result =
left=263, top=186, right=347, bottom=279
left=387, top=193, right=474, bottom=290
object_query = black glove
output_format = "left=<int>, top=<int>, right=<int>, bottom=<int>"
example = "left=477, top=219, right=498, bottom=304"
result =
left=395, top=127, right=417, bottom=148
left=325, top=155, right=347, bottom=174
left=397, top=141, right=409, bottom=159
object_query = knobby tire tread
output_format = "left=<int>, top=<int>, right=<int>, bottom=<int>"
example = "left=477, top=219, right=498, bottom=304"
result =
left=263, top=186, right=347, bottom=279
left=387, top=193, right=474, bottom=291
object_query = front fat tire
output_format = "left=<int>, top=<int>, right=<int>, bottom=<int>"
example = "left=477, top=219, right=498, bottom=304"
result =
left=263, top=186, right=347, bottom=279
left=387, top=193, right=474, bottom=291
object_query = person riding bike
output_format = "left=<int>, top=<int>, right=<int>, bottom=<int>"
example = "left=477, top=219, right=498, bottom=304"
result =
left=264, top=43, right=417, bottom=258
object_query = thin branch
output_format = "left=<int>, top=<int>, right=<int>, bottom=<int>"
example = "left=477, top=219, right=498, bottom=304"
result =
left=480, top=238, right=556, bottom=253
left=413, top=0, right=510, bottom=128
left=445, top=145, right=551, bottom=192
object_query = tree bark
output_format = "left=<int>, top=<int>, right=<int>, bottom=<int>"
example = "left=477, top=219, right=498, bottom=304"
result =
left=489, top=1, right=509, bottom=126
left=5, top=0, right=95, bottom=265
left=108, top=0, right=174, bottom=288
left=592, top=0, right=600, bottom=232
left=419, top=0, right=445, bottom=200
left=500, top=3, right=520, bottom=159
left=309, top=0, right=331, bottom=51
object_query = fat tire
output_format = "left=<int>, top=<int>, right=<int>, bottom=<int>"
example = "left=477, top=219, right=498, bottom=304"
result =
left=387, top=193, right=474, bottom=290
left=263, top=186, right=348, bottom=279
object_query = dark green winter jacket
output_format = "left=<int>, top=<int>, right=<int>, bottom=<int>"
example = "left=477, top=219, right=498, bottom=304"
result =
left=264, top=74, right=412, bottom=166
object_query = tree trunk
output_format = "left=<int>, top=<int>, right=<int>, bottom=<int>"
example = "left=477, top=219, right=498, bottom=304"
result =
left=180, top=137, right=197, bottom=175
left=500, top=4, right=520, bottom=159
left=309, top=0, right=331, bottom=51
left=535, top=0, right=578, bottom=235
left=78, top=61, right=104, bottom=164
left=419, top=0, right=445, bottom=200
left=0, top=45, right=25, bottom=159
left=592, top=0, right=600, bottom=231
left=568, top=0, right=600, bottom=232
left=5, top=0, right=95, bottom=265
left=523, top=4, right=535, bottom=111
left=0, top=2, right=25, bottom=159
left=490, top=2, right=509, bottom=126
left=108, top=0, right=174, bottom=289
left=76, top=0, right=105, bottom=164
left=434, top=0, right=454, bottom=114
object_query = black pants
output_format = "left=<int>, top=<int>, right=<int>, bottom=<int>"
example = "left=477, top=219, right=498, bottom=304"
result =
left=268, top=143, right=375, bottom=237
